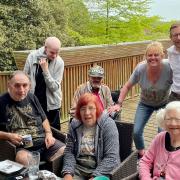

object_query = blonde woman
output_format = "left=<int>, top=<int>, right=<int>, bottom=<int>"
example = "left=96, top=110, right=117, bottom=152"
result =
left=139, top=101, right=180, bottom=179
left=110, top=41, right=172, bottom=158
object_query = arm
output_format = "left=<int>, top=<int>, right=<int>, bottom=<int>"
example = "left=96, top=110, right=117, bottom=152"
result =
left=63, top=174, right=73, bottom=180
left=118, top=63, right=141, bottom=106
left=108, top=81, right=133, bottom=113
left=0, top=131, right=22, bottom=146
left=24, top=53, right=32, bottom=75
left=62, top=122, right=76, bottom=177
left=0, top=98, right=22, bottom=146
left=118, top=81, right=133, bottom=105
left=139, top=135, right=158, bottom=180
left=42, top=119, right=55, bottom=149
left=42, top=58, right=64, bottom=92
left=92, top=119, right=120, bottom=176
left=69, top=87, right=82, bottom=117
left=104, top=86, right=114, bottom=108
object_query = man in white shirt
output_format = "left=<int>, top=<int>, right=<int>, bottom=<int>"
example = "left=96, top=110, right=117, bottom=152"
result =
left=167, top=23, right=180, bottom=101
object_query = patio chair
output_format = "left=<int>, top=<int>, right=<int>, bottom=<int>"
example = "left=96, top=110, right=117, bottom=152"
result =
left=110, top=121, right=138, bottom=180
left=111, top=89, right=121, bottom=121
left=111, top=89, right=121, bottom=104
left=0, top=127, right=66, bottom=176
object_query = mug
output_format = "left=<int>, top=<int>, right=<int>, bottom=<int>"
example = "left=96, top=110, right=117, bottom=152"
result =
left=22, top=134, right=33, bottom=148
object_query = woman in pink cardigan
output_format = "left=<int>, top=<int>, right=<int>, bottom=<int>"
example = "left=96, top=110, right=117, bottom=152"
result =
left=139, top=101, right=180, bottom=180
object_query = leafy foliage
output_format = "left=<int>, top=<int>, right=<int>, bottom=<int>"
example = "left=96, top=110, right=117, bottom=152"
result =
left=0, top=0, right=172, bottom=71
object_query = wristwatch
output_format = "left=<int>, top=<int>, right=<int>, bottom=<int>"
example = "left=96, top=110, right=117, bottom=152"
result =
left=117, top=101, right=123, bottom=107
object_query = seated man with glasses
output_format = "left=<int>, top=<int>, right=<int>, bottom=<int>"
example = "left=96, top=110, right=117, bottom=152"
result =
left=70, top=65, right=119, bottom=119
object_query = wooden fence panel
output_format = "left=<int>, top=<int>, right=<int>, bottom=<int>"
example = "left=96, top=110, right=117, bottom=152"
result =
left=1, top=40, right=171, bottom=121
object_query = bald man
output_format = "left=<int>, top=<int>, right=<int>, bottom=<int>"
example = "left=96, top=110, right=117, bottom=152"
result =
left=24, top=37, right=64, bottom=130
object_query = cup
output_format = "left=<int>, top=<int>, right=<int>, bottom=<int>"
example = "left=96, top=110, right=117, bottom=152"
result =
left=27, top=151, right=40, bottom=180
left=22, top=134, right=33, bottom=148
left=93, top=176, right=110, bottom=180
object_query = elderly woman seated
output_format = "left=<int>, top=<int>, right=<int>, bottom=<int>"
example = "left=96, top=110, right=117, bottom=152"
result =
left=139, top=101, right=180, bottom=180
left=62, top=93, right=120, bottom=180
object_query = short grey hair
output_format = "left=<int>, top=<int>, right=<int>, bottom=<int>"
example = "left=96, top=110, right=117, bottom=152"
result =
left=157, top=101, right=180, bottom=130
left=9, top=70, right=30, bottom=82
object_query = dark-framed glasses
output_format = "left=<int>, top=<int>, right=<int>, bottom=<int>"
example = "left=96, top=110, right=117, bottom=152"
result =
left=172, top=33, right=180, bottom=38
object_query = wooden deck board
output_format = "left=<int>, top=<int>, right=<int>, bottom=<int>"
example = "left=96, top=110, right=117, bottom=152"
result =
left=61, top=96, right=158, bottom=150
left=121, top=96, right=158, bottom=149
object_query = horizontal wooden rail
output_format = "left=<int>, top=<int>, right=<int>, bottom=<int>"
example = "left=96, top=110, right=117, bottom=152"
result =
left=0, top=39, right=171, bottom=121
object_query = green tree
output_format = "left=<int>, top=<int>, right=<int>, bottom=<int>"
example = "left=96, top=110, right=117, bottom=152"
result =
left=85, top=0, right=151, bottom=40
left=0, top=0, right=70, bottom=71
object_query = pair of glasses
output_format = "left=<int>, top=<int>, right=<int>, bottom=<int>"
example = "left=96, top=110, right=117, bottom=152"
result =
left=80, top=107, right=96, bottom=112
left=165, top=118, right=180, bottom=122
left=172, top=33, right=180, bottom=38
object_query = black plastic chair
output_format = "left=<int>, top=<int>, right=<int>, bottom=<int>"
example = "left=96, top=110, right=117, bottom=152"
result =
left=110, top=121, right=138, bottom=180
left=110, top=89, right=121, bottom=121
left=111, top=89, right=121, bottom=104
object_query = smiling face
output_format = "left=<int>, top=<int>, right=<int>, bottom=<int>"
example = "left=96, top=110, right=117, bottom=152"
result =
left=146, top=48, right=163, bottom=68
left=80, top=102, right=97, bottom=128
left=165, top=109, right=180, bottom=137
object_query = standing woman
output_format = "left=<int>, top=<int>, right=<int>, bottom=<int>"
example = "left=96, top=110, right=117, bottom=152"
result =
left=62, top=93, right=120, bottom=180
left=111, top=41, right=172, bottom=157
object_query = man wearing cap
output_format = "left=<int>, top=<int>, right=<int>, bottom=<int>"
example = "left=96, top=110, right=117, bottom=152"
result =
left=70, top=65, right=119, bottom=117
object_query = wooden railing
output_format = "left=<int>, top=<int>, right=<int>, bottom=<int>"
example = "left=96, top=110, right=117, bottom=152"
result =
left=0, top=39, right=171, bottom=121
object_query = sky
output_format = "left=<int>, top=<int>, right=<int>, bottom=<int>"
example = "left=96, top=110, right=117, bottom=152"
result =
left=148, top=0, right=180, bottom=21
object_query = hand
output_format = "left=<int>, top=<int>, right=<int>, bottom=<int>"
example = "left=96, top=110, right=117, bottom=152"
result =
left=8, top=133, right=23, bottom=146
left=63, top=174, right=73, bottom=180
left=107, top=104, right=121, bottom=113
left=39, top=58, right=48, bottom=72
left=45, top=133, right=55, bottom=149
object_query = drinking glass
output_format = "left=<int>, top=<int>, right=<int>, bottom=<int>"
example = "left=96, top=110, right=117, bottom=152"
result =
left=27, top=151, right=40, bottom=180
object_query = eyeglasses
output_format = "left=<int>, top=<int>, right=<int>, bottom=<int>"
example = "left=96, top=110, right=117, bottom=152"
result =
left=80, top=107, right=96, bottom=113
left=171, top=33, right=180, bottom=38
left=165, top=118, right=180, bottom=122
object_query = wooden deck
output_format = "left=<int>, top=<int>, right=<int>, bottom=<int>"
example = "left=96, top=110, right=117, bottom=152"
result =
left=61, top=96, right=158, bottom=150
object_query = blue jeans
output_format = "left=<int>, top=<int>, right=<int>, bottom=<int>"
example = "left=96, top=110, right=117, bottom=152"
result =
left=133, top=102, right=165, bottom=150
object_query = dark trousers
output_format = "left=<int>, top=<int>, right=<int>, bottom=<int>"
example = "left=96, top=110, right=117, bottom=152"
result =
left=46, top=109, right=61, bottom=130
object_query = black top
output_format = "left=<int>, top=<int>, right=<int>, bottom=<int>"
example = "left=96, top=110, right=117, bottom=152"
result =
left=165, top=132, right=180, bottom=151
left=34, top=64, right=47, bottom=112
left=0, top=92, right=47, bottom=148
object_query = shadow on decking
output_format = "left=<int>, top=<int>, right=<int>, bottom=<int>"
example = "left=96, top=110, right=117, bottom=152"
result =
left=61, top=96, right=159, bottom=150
